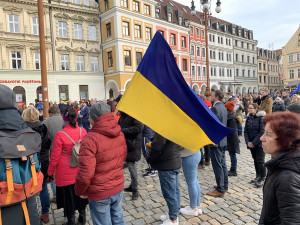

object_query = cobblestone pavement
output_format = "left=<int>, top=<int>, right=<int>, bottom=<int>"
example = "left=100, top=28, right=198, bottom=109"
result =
left=39, top=136, right=269, bottom=225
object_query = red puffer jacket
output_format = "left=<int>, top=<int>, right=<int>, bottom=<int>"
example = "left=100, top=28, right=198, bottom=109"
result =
left=75, top=113, right=127, bottom=201
left=48, top=124, right=87, bottom=187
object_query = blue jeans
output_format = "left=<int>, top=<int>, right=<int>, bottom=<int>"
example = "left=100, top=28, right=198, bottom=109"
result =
left=228, top=151, right=237, bottom=171
left=50, top=180, right=56, bottom=198
left=158, top=169, right=180, bottom=221
left=182, top=151, right=201, bottom=209
left=210, top=146, right=228, bottom=193
left=89, top=191, right=125, bottom=225
left=39, top=178, right=50, bottom=214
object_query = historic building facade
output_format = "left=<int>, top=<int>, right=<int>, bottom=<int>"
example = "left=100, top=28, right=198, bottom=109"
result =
left=282, top=26, right=300, bottom=90
left=0, top=0, right=104, bottom=105
left=257, top=47, right=281, bottom=93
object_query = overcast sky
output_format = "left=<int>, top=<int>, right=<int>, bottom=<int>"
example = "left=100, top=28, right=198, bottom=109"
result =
left=175, top=0, right=300, bottom=50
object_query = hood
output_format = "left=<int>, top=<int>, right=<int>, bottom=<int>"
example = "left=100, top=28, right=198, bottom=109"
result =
left=0, top=109, right=27, bottom=131
left=90, top=113, right=121, bottom=138
left=0, top=85, right=18, bottom=110
left=256, top=110, right=266, bottom=117
left=265, top=150, right=300, bottom=174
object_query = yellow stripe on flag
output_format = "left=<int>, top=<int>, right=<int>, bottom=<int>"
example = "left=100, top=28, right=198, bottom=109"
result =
left=117, top=72, right=215, bottom=151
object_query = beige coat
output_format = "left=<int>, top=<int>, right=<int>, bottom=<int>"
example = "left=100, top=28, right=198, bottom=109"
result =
left=259, top=96, right=273, bottom=114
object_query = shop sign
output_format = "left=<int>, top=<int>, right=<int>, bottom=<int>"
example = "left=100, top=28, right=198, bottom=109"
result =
left=0, top=80, right=41, bottom=84
left=16, top=94, right=23, bottom=103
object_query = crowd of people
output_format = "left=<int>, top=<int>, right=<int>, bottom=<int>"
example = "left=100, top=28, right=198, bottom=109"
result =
left=1, top=83, right=300, bottom=225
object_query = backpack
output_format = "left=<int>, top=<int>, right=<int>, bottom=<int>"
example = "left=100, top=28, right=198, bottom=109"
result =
left=0, top=128, right=43, bottom=224
left=62, top=128, right=82, bottom=168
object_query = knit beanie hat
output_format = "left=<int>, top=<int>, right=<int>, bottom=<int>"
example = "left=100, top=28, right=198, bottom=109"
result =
left=0, top=84, right=18, bottom=110
left=225, top=101, right=235, bottom=112
left=287, top=102, right=300, bottom=114
left=89, top=102, right=111, bottom=121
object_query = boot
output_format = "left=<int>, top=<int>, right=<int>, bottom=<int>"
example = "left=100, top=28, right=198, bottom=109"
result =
left=250, top=177, right=259, bottom=184
left=132, top=190, right=139, bottom=200
left=63, top=214, right=75, bottom=225
left=78, top=209, right=86, bottom=225
left=255, top=177, right=265, bottom=188
left=124, top=186, right=133, bottom=192
left=228, top=170, right=237, bottom=176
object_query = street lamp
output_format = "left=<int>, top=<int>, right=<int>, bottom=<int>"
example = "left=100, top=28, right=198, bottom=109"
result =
left=191, top=0, right=222, bottom=97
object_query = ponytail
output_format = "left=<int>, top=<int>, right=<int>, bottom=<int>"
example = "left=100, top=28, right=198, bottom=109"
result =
left=62, top=106, right=77, bottom=128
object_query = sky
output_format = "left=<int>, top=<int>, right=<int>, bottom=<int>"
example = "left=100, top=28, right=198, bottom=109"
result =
left=175, top=0, right=300, bottom=49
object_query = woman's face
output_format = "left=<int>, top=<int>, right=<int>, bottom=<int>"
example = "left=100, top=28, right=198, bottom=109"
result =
left=248, top=105, right=257, bottom=114
left=260, top=123, right=281, bottom=157
left=292, top=95, right=299, bottom=103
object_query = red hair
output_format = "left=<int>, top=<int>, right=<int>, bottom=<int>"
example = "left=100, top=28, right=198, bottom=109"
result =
left=263, top=112, right=300, bottom=151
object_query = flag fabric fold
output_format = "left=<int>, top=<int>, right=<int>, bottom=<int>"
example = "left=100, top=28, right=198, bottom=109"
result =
left=117, top=31, right=233, bottom=151
left=289, top=83, right=300, bottom=97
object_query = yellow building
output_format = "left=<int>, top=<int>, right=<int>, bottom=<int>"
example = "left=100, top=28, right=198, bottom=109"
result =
left=0, top=0, right=104, bottom=105
left=100, top=0, right=190, bottom=98
left=282, top=26, right=300, bottom=89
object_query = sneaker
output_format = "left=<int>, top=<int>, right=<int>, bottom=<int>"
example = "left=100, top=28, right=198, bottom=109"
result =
left=50, top=197, right=56, bottom=204
left=143, top=171, right=157, bottom=177
left=228, top=170, right=237, bottom=176
left=40, top=214, right=49, bottom=223
left=250, top=177, right=259, bottom=184
left=198, top=164, right=205, bottom=169
left=204, top=161, right=210, bottom=166
left=197, top=207, right=203, bottom=214
left=161, top=218, right=179, bottom=225
left=160, top=215, right=169, bottom=222
left=132, top=191, right=139, bottom=200
left=124, top=186, right=133, bottom=192
left=180, top=206, right=198, bottom=216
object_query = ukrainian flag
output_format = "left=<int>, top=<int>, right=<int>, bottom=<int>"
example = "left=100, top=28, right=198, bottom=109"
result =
left=117, top=31, right=233, bottom=151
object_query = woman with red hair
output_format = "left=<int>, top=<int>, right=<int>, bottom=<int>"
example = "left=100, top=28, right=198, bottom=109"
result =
left=259, top=112, right=300, bottom=224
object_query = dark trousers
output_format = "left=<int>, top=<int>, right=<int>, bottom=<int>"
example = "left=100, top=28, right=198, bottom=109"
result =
left=250, top=147, right=266, bottom=178
left=142, top=137, right=154, bottom=171
left=210, top=146, right=228, bottom=193
left=199, top=148, right=204, bottom=165
left=204, top=145, right=211, bottom=162
left=127, top=162, right=138, bottom=191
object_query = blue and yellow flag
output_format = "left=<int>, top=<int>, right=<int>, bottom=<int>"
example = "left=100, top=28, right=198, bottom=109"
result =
left=117, top=31, right=233, bottom=151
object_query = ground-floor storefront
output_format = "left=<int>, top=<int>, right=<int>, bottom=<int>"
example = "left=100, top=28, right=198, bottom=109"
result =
left=0, top=71, right=105, bottom=107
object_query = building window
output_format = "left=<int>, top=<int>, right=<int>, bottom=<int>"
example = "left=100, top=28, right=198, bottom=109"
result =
left=146, top=27, right=152, bottom=40
left=289, top=69, right=294, bottom=79
left=288, top=54, right=293, bottom=63
left=181, top=36, right=186, bottom=48
left=133, top=1, right=140, bottom=11
left=58, top=22, right=67, bottom=38
left=298, top=69, right=300, bottom=78
left=191, top=66, right=195, bottom=75
left=90, top=56, right=98, bottom=72
left=171, top=34, right=176, bottom=46
left=84, top=0, right=89, bottom=6
left=34, top=53, right=40, bottom=70
left=178, top=17, right=183, bottom=26
left=144, top=4, right=150, bottom=15
left=11, top=51, right=21, bottom=69
left=155, top=8, right=160, bottom=18
left=108, top=51, right=113, bottom=67
left=88, top=26, right=97, bottom=41
left=196, top=28, right=199, bottom=35
left=259, top=63, right=261, bottom=70
left=203, top=67, right=206, bottom=76
left=123, top=22, right=130, bottom=36
left=168, top=12, right=172, bottom=22
left=124, top=50, right=131, bottom=66
left=197, top=47, right=200, bottom=56
left=242, top=69, right=245, bottom=77
left=121, top=0, right=128, bottom=8
left=247, top=56, right=250, bottom=63
left=236, top=69, right=239, bottom=76
left=297, top=53, right=300, bottom=61
left=74, top=24, right=83, bottom=39
left=135, top=24, right=141, bottom=38
left=32, top=17, right=39, bottom=35
left=182, top=59, right=187, bottom=71
left=241, top=55, right=244, bottom=62
left=201, top=30, right=204, bottom=37
left=9, top=15, right=19, bottom=33
left=136, top=52, right=142, bottom=66
left=61, top=54, right=70, bottom=71
left=191, top=46, right=195, bottom=55
left=198, top=66, right=201, bottom=76
left=263, top=63, right=266, bottom=71
left=248, top=70, right=250, bottom=77
left=159, top=30, right=164, bottom=36
left=202, top=48, right=206, bottom=58
left=264, top=76, right=266, bottom=83
left=190, top=26, right=193, bottom=34
left=106, top=23, right=111, bottom=38
left=105, top=0, right=109, bottom=10
left=259, top=76, right=262, bottom=83
left=73, top=0, right=80, bottom=4
left=76, top=55, right=84, bottom=71
left=253, top=70, right=256, bottom=77
left=253, top=57, right=255, bottom=64
left=235, top=54, right=238, bottom=61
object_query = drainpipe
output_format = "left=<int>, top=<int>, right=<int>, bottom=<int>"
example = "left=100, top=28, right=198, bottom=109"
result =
left=49, top=0, right=56, bottom=71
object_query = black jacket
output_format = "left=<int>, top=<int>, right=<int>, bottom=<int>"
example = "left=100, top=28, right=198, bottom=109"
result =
left=259, top=151, right=300, bottom=225
left=147, top=133, right=182, bottom=171
left=26, top=121, right=51, bottom=177
left=226, top=112, right=240, bottom=154
left=244, top=111, right=266, bottom=148
left=118, top=113, right=143, bottom=162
